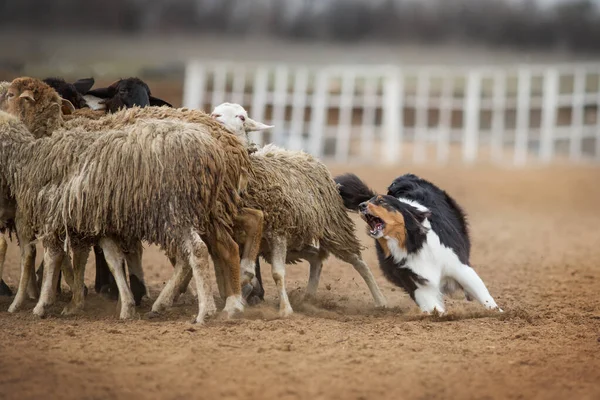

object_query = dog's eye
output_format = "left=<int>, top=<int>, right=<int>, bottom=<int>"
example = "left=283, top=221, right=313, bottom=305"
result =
left=238, top=115, right=245, bottom=122
left=211, top=113, right=221, bottom=118
left=6, top=92, right=14, bottom=98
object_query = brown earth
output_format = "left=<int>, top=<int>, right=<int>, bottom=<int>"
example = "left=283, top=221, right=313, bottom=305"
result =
left=0, top=164, right=599, bottom=400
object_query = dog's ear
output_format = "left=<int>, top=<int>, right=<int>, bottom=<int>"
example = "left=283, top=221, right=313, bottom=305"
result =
left=405, top=208, right=430, bottom=235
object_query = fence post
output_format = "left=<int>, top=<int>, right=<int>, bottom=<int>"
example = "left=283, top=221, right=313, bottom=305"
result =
left=570, top=68, right=586, bottom=161
left=540, top=68, right=558, bottom=163
left=231, top=65, right=246, bottom=105
left=514, top=67, right=531, bottom=165
left=382, top=68, right=403, bottom=164
left=491, top=70, right=506, bottom=163
left=361, top=74, right=378, bottom=162
left=271, top=65, right=289, bottom=146
left=308, top=69, right=329, bottom=158
left=336, top=69, right=356, bottom=163
left=182, top=61, right=205, bottom=109
left=463, top=70, right=481, bottom=163
left=437, top=74, right=453, bottom=163
left=249, top=65, right=269, bottom=146
left=289, top=67, right=309, bottom=151
left=414, top=69, right=430, bottom=163
left=210, top=63, right=228, bottom=110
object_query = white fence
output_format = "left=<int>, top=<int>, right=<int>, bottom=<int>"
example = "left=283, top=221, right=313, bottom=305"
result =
left=183, top=61, right=600, bottom=165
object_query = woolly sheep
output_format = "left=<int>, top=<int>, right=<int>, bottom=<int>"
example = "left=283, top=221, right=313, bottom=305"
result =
left=0, top=112, right=247, bottom=322
left=165, top=102, right=387, bottom=317
left=0, top=78, right=140, bottom=308
left=2, top=78, right=264, bottom=317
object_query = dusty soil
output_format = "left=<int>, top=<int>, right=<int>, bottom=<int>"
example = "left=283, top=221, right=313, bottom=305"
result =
left=0, top=164, right=599, bottom=400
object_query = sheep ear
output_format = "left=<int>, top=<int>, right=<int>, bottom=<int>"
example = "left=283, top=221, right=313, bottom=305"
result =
left=85, top=87, right=113, bottom=99
left=86, top=81, right=118, bottom=99
left=19, top=90, right=35, bottom=102
left=244, top=117, right=273, bottom=133
left=73, top=78, right=95, bottom=94
left=149, top=96, right=172, bottom=108
left=60, top=98, right=75, bottom=115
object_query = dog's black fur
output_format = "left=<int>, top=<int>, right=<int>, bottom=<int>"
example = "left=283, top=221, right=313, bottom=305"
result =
left=43, top=77, right=95, bottom=109
left=335, top=173, right=471, bottom=300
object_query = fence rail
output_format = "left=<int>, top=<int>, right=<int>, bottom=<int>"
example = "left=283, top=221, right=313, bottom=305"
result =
left=183, top=61, right=600, bottom=165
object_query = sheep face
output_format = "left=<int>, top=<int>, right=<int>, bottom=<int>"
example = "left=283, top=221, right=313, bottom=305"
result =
left=43, top=77, right=94, bottom=109
left=86, top=78, right=172, bottom=113
left=211, top=102, right=273, bottom=145
left=2, top=78, right=75, bottom=138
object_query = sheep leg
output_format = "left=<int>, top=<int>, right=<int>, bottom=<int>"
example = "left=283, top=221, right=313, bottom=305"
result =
left=304, top=250, right=326, bottom=300
left=98, top=238, right=136, bottom=320
left=270, top=237, right=293, bottom=317
left=212, top=257, right=227, bottom=299
left=35, top=260, right=63, bottom=296
left=346, top=254, right=387, bottom=308
left=60, top=252, right=75, bottom=292
left=149, top=255, right=190, bottom=316
left=8, top=243, right=36, bottom=312
left=0, top=234, right=11, bottom=296
left=235, top=208, right=264, bottom=287
left=32, top=246, right=64, bottom=318
left=246, top=256, right=265, bottom=306
left=125, top=240, right=147, bottom=306
left=62, top=245, right=90, bottom=315
left=208, top=234, right=244, bottom=318
left=187, top=231, right=216, bottom=323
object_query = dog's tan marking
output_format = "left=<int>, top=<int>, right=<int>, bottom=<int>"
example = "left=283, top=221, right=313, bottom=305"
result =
left=366, top=203, right=407, bottom=250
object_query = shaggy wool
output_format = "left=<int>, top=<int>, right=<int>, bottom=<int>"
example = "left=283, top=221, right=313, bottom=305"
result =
left=244, top=144, right=363, bottom=260
left=0, top=112, right=237, bottom=255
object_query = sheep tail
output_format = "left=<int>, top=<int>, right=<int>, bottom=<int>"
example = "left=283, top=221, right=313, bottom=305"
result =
left=333, top=173, right=376, bottom=211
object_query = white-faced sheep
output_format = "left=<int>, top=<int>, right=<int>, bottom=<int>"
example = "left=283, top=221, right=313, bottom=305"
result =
left=0, top=111, right=248, bottom=322
left=164, top=102, right=387, bottom=317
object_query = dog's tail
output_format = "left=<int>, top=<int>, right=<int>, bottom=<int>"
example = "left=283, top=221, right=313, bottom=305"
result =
left=334, top=173, right=376, bottom=211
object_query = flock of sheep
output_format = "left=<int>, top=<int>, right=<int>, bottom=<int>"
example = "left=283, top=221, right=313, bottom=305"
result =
left=0, top=76, right=387, bottom=323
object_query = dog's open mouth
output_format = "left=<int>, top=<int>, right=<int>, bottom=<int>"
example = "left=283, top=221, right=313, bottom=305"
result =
left=361, top=211, right=385, bottom=237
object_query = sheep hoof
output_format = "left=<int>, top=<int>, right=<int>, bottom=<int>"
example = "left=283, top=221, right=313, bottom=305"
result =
left=247, top=294, right=263, bottom=306
left=32, top=304, right=48, bottom=318
left=145, top=310, right=162, bottom=320
left=241, top=283, right=254, bottom=300
left=279, top=306, right=293, bottom=318
left=7, top=301, right=21, bottom=313
left=61, top=303, right=83, bottom=316
left=0, top=280, right=12, bottom=296
left=222, top=295, right=244, bottom=319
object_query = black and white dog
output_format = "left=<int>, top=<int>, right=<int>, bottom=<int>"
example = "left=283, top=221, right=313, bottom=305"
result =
left=335, top=173, right=502, bottom=314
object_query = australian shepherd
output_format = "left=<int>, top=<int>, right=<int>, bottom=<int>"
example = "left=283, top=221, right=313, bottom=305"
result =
left=334, top=173, right=502, bottom=314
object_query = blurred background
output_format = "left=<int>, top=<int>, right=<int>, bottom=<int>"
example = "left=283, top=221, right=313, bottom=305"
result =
left=1, top=0, right=600, bottom=165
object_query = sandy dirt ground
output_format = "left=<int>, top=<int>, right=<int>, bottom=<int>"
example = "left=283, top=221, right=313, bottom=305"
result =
left=0, top=164, right=599, bottom=400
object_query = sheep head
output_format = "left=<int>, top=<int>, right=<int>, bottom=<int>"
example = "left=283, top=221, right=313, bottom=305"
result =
left=43, top=77, right=95, bottom=109
left=2, top=77, right=75, bottom=138
left=211, top=102, right=273, bottom=146
left=86, top=77, right=172, bottom=113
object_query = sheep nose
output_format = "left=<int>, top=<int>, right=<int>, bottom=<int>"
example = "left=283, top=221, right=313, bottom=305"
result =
left=358, top=202, right=367, bottom=212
